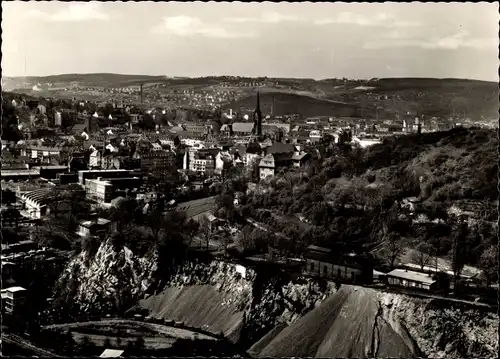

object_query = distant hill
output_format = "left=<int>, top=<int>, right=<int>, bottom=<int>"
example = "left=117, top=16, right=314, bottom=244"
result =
left=3, top=74, right=496, bottom=119
left=2, top=73, right=168, bottom=90
left=223, top=92, right=362, bottom=118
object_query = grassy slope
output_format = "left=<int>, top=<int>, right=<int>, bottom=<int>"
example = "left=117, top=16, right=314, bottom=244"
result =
left=224, top=91, right=360, bottom=117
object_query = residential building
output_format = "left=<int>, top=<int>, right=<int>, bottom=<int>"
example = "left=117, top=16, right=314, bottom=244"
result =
left=220, top=124, right=231, bottom=136
left=303, top=245, right=373, bottom=284
left=386, top=269, right=438, bottom=291
left=21, top=146, right=62, bottom=163
left=37, top=104, right=47, bottom=115
left=89, top=150, right=102, bottom=168
left=134, top=149, right=177, bottom=175
left=215, top=151, right=233, bottom=176
left=259, top=154, right=276, bottom=179
left=2, top=286, right=28, bottom=315
left=262, top=123, right=291, bottom=135
left=232, top=122, right=254, bottom=136
left=258, top=152, right=294, bottom=179
left=292, top=152, right=311, bottom=168
left=183, top=123, right=207, bottom=134
left=77, top=218, right=112, bottom=238
left=183, top=149, right=216, bottom=175
left=54, top=110, right=62, bottom=127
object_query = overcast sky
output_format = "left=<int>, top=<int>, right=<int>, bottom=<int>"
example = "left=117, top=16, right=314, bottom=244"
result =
left=2, top=2, right=498, bottom=81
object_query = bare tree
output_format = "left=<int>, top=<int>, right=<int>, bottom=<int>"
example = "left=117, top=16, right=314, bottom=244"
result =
left=381, top=225, right=405, bottom=269
left=411, top=243, right=432, bottom=270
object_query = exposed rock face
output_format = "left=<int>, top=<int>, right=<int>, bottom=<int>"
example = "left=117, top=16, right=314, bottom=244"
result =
left=56, top=240, right=158, bottom=313
left=378, top=292, right=499, bottom=359
left=251, top=286, right=499, bottom=359
left=54, top=244, right=498, bottom=358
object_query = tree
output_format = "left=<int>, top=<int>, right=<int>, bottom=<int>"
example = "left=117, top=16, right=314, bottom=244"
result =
left=103, top=337, right=112, bottom=349
left=478, top=245, right=498, bottom=287
left=198, top=215, right=213, bottom=250
left=146, top=209, right=166, bottom=242
left=78, top=335, right=97, bottom=355
left=450, top=219, right=469, bottom=282
left=381, top=230, right=405, bottom=269
left=411, top=243, right=432, bottom=270
left=134, top=336, right=146, bottom=350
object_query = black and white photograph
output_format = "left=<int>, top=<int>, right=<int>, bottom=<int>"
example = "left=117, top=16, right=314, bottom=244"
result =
left=1, top=1, right=498, bottom=358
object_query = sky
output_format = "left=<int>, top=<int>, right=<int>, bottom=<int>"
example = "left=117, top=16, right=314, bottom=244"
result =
left=2, top=2, right=498, bottom=81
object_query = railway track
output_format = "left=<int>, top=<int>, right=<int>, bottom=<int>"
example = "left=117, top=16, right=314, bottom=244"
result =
left=2, top=333, right=61, bottom=357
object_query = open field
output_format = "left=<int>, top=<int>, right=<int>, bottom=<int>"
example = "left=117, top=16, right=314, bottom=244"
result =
left=224, top=91, right=361, bottom=117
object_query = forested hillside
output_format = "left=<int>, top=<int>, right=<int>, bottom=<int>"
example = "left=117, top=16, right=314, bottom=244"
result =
left=232, top=128, right=497, bottom=282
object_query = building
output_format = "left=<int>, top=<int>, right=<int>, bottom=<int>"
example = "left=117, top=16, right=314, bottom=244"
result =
left=291, top=152, right=310, bottom=168
left=0, top=169, right=41, bottom=181
left=262, top=123, right=291, bottom=135
left=258, top=154, right=276, bottom=179
left=54, top=110, right=62, bottom=127
left=174, top=196, right=217, bottom=222
left=100, top=349, right=124, bottom=358
left=78, top=169, right=133, bottom=186
left=232, top=122, right=254, bottom=136
left=386, top=268, right=438, bottom=291
left=2, top=286, right=27, bottom=315
left=36, top=165, right=69, bottom=179
left=352, top=135, right=382, bottom=148
left=89, top=150, right=102, bottom=168
left=37, top=104, right=47, bottom=115
left=77, top=218, right=112, bottom=238
left=214, top=151, right=233, bottom=176
left=85, top=176, right=142, bottom=203
left=21, top=146, right=62, bottom=162
left=183, top=149, right=216, bottom=175
left=17, top=188, right=53, bottom=219
left=303, top=245, right=373, bottom=284
left=134, top=149, right=178, bottom=174
left=183, top=123, right=207, bottom=135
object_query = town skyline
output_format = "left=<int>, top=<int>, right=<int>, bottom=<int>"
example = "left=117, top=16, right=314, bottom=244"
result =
left=2, top=2, right=498, bottom=81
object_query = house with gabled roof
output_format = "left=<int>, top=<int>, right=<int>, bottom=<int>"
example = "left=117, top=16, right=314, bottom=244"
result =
left=232, top=122, right=254, bottom=136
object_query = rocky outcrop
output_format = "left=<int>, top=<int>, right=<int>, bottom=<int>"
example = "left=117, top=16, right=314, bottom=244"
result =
left=54, top=245, right=498, bottom=358
left=251, top=286, right=499, bottom=359
left=56, top=240, right=158, bottom=313
left=378, top=292, right=499, bottom=359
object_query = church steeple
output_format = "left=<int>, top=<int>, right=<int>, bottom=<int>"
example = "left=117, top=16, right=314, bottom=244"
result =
left=253, top=91, right=262, bottom=137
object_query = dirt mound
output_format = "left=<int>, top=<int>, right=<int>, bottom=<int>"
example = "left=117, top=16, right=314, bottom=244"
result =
left=247, top=322, right=288, bottom=357
left=254, top=285, right=420, bottom=358
left=138, top=285, right=244, bottom=342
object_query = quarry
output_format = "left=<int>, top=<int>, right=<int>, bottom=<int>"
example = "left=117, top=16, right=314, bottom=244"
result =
left=38, top=239, right=499, bottom=358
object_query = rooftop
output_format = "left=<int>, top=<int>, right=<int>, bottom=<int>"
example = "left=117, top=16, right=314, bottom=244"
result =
left=232, top=122, right=255, bottom=133
left=5, top=286, right=27, bottom=293
left=386, top=269, right=436, bottom=285
left=175, top=196, right=216, bottom=218
left=100, top=349, right=124, bottom=358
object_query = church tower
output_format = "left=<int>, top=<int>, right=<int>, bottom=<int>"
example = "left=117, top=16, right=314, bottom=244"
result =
left=253, top=91, right=262, bottom=137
